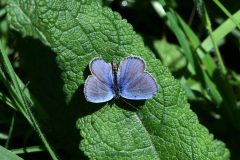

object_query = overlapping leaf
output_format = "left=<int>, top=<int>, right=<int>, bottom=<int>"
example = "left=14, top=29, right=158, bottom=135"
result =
left=0, top=145, right=23, bottom=160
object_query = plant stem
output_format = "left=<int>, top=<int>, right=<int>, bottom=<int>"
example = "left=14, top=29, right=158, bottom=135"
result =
left=213, top=0, right=240, bottom=30
left=5, top=111, right=16, bottom=148
left=203, top=5, right=227, bottom=75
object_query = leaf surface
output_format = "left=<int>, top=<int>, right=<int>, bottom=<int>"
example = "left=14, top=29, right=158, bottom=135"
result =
left=0, top=146, right=23, bottom=160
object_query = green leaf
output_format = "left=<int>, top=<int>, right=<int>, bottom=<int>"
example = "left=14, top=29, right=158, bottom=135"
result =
left=166, top=11, right=196, bottom=75
left=11, top=146, right=44, bottom=154
left=200, top=9, right=240, bottom=54
left=0, top=38, right=58, bottom=160
left=153, top=39, right=186, bottom=72
left=7, top=0, right=149, bottom=102
left=175, top=9, right=240, bottom=129
left=77, top=62, right=229, bottom=159
left=6, top=0, right=229, bottom=159
left=6, top=0, right=49, bottom=44
left=0, top=145, right=23, bottom=160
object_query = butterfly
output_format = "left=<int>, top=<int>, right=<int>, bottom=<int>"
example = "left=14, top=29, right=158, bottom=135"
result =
left=84, top=56, right=158, bottom=103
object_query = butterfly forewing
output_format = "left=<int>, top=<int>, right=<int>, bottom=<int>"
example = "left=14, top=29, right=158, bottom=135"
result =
left=118, top=56, right=145, bottom=87
left=84, top=58, right=115, bottom=103
left=118, top=56, right=158, bottom=100
left=90, top=58, right=113, bottom=86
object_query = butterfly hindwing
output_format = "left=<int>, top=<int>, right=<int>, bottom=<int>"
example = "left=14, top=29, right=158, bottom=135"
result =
left=84, top=75, right=114, bottom=103
left=118, top=56, right=145, bottom=87
left=84, top=58, right=114, bottom=103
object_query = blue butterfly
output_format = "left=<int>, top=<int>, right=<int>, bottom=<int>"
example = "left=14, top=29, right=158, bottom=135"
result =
left=84, top=56, right=158, bottom=103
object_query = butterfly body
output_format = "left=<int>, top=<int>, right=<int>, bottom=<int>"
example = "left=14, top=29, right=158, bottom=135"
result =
left=111, top=61, right=120, bottom=98
left=84, top=56, right=158, bottom=103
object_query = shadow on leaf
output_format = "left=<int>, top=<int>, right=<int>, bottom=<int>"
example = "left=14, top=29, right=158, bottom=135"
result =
left=15, top=33, right=88, bottom=160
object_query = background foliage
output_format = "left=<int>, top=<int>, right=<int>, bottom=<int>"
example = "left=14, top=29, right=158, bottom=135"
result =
left=0, top=0, right=240, bottom=159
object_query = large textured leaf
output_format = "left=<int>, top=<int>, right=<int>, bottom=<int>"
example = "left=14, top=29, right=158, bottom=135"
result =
left=6, top=0, right=229, bottom=159
left=153, top=39, right=186, bottom=72
left=0, top=146, right=23, bottom=160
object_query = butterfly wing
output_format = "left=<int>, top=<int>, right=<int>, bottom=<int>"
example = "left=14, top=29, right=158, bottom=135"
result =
left=84, top=58, right=114, bottom=103
left=118, top=56, right=158, bottom=100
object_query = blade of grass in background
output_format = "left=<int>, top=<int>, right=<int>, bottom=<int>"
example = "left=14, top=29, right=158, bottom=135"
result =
left=153, top=0, right=240, bottom=131
left=152, top=1, right=196, bottom=75
left=0, top=44, right=30, bottom=122
left=11, top=146, right=44, bottom=155
left=212, top=0, right=240, bottom=30
left=201, top=10, right=240, bottom=53
left=166, top=11, right=196, bottom=75
left=175, top=12, right=223, bottom=104
left=200, top=0, right=227, bottom=75
left=0, top=133, right=8, bottom=140
left=4, top=111, right=15, bottom=148
left=0, top=92, right=16, bottom=110
left=152, top=0, right=223, bottom=104
left=176, top=14, right=217, bottom=76
left=0, top=42, right=58, bottom=160
left=194, top=0, right=240, bottom=129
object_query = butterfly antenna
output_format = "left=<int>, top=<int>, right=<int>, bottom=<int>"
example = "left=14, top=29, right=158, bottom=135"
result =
left=108, top=97, right=139, bottom=112
left=120, top=98, right=139, bottom=112
left=108, top=98, right=117, bottom=107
